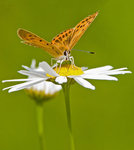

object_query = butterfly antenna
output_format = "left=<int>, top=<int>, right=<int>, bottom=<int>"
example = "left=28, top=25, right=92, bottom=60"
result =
left=72, top=49, right=95, bottom=54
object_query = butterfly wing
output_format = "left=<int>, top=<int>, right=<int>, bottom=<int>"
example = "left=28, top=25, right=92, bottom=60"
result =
left=51, top=12, right=98, bottom=52
left=17, top=29, right=63, bottom=59
left=69, top=12, right=98, bottom=50
left=51, top=28, right=74, bottom=52
left=18, top=12, right=98, bottom=59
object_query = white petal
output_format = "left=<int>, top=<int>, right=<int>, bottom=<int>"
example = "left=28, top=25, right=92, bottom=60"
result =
left=84, top=65, right=113, bottom=74
left=3, top=78, right=43, bottom=91
left=32, top=81, right=62, bottom=94
left=2, top=78, right=36, bottom=83
left=81, top=67, right=88, bottom=71
left=105, top=69, right=132, bottom=75
left=55, top=76, right=67, bottom=84
left=48, top=83, right=62, bottom=94
left=39, top=61, right=59, bottom=77
left=81, top=74, right=118, bottom=81
left=22, top=60, right=36, bottom=71
left=31, top=59, right=36, bottom=69
left=22, top=65, right=32, bottom=71
left=109, top=67, right=128, bottom=71
left=18, top=70, right=47, bottom=78
left=74, top=77, right=95, bottom=90
left=3, top=79, right=45, bottom=93
left=82, top=66, right=131, bottom=81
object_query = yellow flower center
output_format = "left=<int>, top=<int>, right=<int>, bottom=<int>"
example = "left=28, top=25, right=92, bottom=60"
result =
left=54, top=64, right=84, bottom=76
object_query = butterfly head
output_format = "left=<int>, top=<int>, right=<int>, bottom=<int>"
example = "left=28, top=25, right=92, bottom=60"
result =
left=63, top=50, right=71, bottom=61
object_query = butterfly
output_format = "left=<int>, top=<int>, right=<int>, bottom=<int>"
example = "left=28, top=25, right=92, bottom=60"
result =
left=17, top=12, right=98, bottom=65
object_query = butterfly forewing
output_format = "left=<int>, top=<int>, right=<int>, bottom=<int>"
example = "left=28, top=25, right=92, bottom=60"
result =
left=69, top=12, right=98, bottom=50
left=17, top=29, right=63, bottom=58
left=51, top=28, right=74, bottom=51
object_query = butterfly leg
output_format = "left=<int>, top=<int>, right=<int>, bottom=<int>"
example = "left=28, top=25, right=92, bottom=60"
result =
left=59, top=59, right=64, bottom=73
left=56, top=58, right=65, bottom=74
left=56, top=60, right=61, bottom=71
left=69, top=56, right=75, bottom=68
left=69, top=56, right=74, bottom=65
left=51, top=58, right=57, bottom=66
left=52, top=63, right=58, bottom=70
left=51, top=58, right=59, bottom=71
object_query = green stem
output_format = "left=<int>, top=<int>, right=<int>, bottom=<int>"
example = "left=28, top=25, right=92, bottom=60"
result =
left=62, top=82, right=75, bottom=150
left=36, top=102, right=46, bottom=150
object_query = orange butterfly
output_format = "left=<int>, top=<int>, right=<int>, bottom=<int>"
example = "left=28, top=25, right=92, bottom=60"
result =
left=17, top=12, right=98, bottom=64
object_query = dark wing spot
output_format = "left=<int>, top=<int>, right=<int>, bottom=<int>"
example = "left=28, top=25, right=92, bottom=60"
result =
left=80, top=25, right=83, bottom=28
left=62, top=35, right=65, bottom=38
left=55, top=39, right=59, bottom=43
left=65, top=33, right=68, bottom=36
left=52, top=47, right=54, bottom=49
left=40, top=40, right=42, bottom=42
left=59, top=37, right=62, bottom=41
left=86, top=18, right=89, bottom=21
left=82, top=21, right=85, bottom=23
left=69, top=31, right=71, bottom=33
left=46, top=43, right=49, bottom=45
left=77, top=25, right=80, bottom=28
left=29, top=35, right=32, bottom=37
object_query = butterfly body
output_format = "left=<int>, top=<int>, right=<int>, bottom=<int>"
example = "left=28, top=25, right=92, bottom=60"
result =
left=17, top=12, right=98, bottom=62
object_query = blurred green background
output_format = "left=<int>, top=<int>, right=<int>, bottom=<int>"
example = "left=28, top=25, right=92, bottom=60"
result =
left=0, top=0, right=134, bottom=150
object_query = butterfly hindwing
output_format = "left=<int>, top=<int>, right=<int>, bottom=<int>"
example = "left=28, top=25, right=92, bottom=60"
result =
left=17, top=29, right=63, bottom=58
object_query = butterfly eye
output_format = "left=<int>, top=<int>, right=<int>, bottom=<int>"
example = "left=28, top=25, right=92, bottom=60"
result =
left=64, top=51, right=67, bottom=56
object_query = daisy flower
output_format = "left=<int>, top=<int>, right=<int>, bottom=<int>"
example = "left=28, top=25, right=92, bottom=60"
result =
left=2, top=60, right=131, bottom=150
left=2, top=61, right=131, bottom=92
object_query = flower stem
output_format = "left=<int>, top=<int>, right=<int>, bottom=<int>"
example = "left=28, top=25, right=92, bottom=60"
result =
left=62, top=82, right=75, bottom=150
left=36, top=102, right=46, bottom=150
